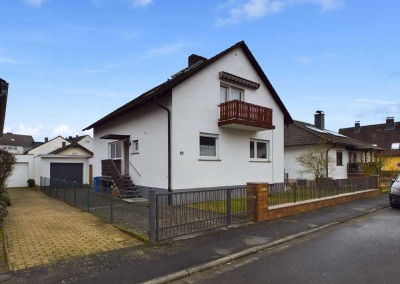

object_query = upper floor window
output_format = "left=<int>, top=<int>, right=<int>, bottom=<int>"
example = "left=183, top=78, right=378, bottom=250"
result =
left=220, top=85, right=244, bottom=103
left=109, top=141, right=122, bottom=159
left=391, top=142, right=400, bottom=150
left=250, top=139, right=269, bottom=161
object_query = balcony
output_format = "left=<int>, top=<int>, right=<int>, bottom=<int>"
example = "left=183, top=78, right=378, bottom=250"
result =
left=219, top=100, right=274, bottom=131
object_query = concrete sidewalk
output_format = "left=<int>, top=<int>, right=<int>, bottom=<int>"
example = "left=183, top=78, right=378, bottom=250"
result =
left=3, top=188, right=143, bottom=271
left=4, top=192, right=389, bottom=284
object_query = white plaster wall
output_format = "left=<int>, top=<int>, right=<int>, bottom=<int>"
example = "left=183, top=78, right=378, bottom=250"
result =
left=28, top=136, right=69, bottom=155
left=6, top=155, right=35, bottom=187
left=171, top=47, right=286, bottom=189
left=77, top=135, right=94, bottom=152
left=284, top=145, right=349, bottom=180
left=93, top=96, right=169, bottom=189
left=34, top=156, right=90, bottom=184
left=58, top=147, right=90, bottom=156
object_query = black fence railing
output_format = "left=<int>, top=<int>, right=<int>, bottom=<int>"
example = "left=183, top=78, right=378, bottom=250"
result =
left=39, top=177, right=149, bottom=236
left=149, top=186, right=256, bottom=243
left=268, top=176, right=376, bottom=206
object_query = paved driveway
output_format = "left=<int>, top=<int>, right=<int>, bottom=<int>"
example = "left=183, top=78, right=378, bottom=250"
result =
left=4, top=188, right=143, bottom=271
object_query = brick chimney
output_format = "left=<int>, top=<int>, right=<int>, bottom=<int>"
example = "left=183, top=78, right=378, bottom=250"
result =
left=188, top=54, right=206, bottom=67
left=355, top=121, right=360, bottom=133
left=386, top=117, right=395, bottom=130
left=44, top=137, right=48, bottom=142
left=314, top=110, right=325, bottom=130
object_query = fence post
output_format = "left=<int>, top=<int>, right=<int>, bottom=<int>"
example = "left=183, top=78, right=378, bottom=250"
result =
left=87, top=186, right=90, bottom=212
left=63, top=180, right=66, bottom=202
left=56, top=179, right=59, bottom=198
left=110, top=186, right=114, bottom=223
left=293, top=184, right=297, bottom=203
left=226, top=188, right=232, bottom=226
left=74, top=181, right=77, bottom=207
left=148, top=189, right=157, bottom=245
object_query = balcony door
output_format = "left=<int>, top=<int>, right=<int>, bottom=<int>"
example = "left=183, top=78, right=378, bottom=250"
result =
left=220, top=85, right=243, bottom=103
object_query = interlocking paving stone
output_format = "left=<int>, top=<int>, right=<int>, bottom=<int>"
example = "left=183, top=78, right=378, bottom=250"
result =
left=4, top=188, right=143, bottom=271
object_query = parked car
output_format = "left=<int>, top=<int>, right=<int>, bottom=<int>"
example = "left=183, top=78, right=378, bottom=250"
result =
left=389, top=174, right=400, bottom=208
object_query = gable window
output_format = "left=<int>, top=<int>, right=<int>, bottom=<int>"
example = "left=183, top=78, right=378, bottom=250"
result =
left=133, top=140, right=139, bottom=154
left=199, top=133, right=219, bottom=159
left=336, top=150, right=343, bottom=166
left=109, top=141, right=122, bottom=159
left=220, top=85, right=244, bottom=103
left=250, top=139, right=269, bottom=161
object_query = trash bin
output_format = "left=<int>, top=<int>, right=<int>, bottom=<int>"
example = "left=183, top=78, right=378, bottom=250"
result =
left=93, top=176, right=104, bottom=192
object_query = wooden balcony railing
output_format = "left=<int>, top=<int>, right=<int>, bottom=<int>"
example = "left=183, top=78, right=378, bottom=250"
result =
left=219, top=100, right=273, bottom=130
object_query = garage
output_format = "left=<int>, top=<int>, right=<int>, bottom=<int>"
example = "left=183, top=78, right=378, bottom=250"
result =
left=7, top=162, right=29, bottom=187
left=50, top=163, right=83, bottom=184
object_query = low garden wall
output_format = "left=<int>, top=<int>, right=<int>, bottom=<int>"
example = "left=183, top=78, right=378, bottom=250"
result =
left=249, top=176, right=380, bottom=222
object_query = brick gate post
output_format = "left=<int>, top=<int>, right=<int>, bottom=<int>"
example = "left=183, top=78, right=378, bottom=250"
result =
left=247, top=182, right=268, bottom=222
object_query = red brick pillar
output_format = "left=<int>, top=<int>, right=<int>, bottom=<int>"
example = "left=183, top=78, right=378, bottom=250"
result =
left=371, top=175, right=380, bottom=191
left=247, top=182, right=268, bottom=222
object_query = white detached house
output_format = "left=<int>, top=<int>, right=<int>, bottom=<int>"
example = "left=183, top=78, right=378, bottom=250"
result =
left=84, top=41, right=293, bottom=197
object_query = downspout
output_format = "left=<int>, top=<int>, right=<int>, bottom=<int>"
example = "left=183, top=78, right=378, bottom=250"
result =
left=326, top=144, right=336, bottom=178
left=154, top=96, right=172, bottom=196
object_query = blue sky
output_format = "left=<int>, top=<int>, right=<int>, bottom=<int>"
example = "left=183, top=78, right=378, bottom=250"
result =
left=1, top=0, right=399, bottom=141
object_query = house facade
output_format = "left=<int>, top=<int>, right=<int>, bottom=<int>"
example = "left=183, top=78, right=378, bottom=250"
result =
left=84, top=41, right=293, bottom=196
left=0, top=78, right=8, bottom=137
left=339, top=117, right=400, bottom=173
left=284, top=111, right=381, bottom=181
left=0, top=133, right=35, bottom=154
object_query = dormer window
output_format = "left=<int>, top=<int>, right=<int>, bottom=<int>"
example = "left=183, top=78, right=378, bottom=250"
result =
left=220, top=85, right=244, bottom=103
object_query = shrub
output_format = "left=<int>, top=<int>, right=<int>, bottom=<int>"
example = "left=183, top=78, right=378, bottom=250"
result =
left=0, top=201, right=8, bottom=227
left=0, top=192, right=11, bottom=206
left=27, top=179, right=35, bottom=187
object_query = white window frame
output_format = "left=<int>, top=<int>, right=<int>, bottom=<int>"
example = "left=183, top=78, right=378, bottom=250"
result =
left=220, top=84, right=244, bottom=103
left=250, top=139, right=269, bottom=161
left=109, top=141, right=122, bottom=159
left=391, top=142, right=400, bottom=150
left=133, top=140, right=139, bottom=154
left=199, top=133, right=219, bottom=160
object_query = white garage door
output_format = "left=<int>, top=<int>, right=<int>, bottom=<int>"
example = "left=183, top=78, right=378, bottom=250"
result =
left=7, top=163, right=29, bottom=188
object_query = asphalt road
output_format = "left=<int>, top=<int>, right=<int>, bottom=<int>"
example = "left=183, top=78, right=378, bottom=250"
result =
left=175, top=207, right=400, bottom=284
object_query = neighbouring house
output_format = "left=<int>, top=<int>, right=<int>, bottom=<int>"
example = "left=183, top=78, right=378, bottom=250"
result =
left=284, top=111, right=382, bottom=182
left=0, top=133, right=35, bottom=154
left=84, top=40, right=293, bottom=198
left=7, top=135, right=93, bottom=188
left=339, top=117, right=400, bottom=174
left=0, top=78, right=9, bottom=137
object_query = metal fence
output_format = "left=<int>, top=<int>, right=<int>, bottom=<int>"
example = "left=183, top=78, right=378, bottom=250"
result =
left=39, top=177, right=150, bottom=236
left=149, top=186, right=255, bottom=243
left=268, top=176, right=376, bottom=206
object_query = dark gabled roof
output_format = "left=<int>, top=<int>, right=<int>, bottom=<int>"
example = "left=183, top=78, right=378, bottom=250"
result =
left=66, top=135, right=88, bottom=144
left=49, top=141, right=93, bottom=156
left=0, top=133, right=34, bottom=148
left=285, top=120, right=382, bottom=151
left=339, top=121, right=400, bottom=156
left=0, top=78, right=8, bottom=136
left=83, top=41, right=293, bottom=130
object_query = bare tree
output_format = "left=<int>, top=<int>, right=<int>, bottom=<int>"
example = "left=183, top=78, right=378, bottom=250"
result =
left=296, top=146, right=335, bottom=180
left=0, top=148, right=16, bottom=191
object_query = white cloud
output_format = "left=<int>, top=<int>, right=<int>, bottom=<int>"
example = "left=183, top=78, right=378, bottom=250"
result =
left=15, top=124, right=43, bottom=136
left=0, top=56, right=21, bottom=65
left=132, top=0, right=153, bottom=8
left=24, top=0, right=47, bottom=7
left=354, top=99, right=397, bottom=105
left=53, top=124, right=76, bottom=136
left=217, top=0, right=344, bottom=26
left=147, top=43, right=190, bottom=57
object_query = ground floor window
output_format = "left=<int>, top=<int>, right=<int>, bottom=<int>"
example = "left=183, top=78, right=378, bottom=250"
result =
left=250, top=139, right=269, bottom=160
left=336, top=150, right=343, bottom=166
left=199, top=133, right=218, bottom=159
